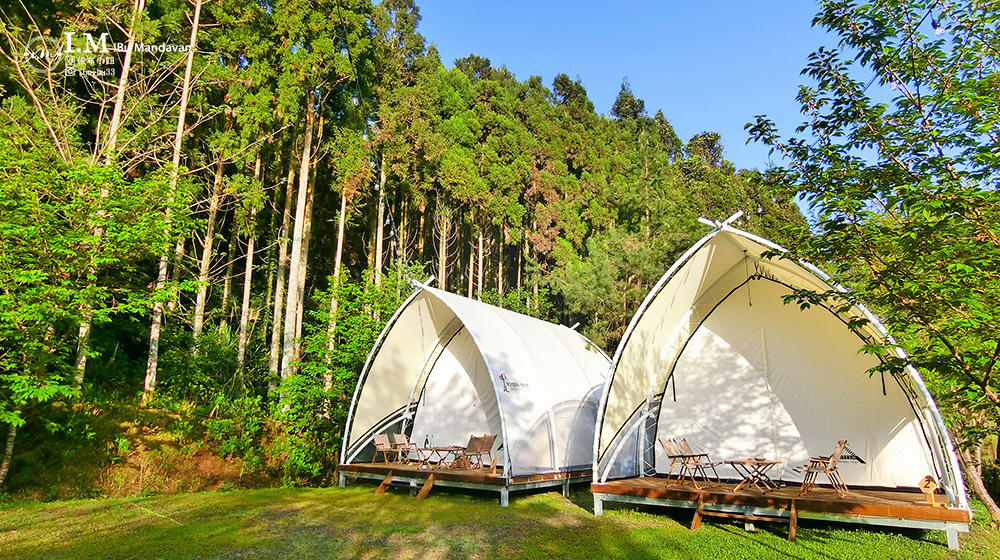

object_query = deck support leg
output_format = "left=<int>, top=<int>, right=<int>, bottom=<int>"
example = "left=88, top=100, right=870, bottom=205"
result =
left=594, top=495, right=603, bottom=516
left=338, top=471, right=346, bottom=488
left=375, top=471, right=393, bottom=495
left=410, top=481, right=418, bottom=496
left=946, top=528, right=960, bottom=550
left=788, top=500, right=797, bottom=541
left=499, top=487, right=509, bottom=507
left=416, top=474, right=435, bottom=500
left=691, top=493, right=704, bottom=530
left=562, top=478, right=570, bottom=498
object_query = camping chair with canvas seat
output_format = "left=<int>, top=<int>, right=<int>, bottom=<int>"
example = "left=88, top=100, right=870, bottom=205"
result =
left=373, top=433, right=398, bottom=464
left=453, top=434, right=489, bottom=470
left=660, top=438, right=720, bottom=488
left=466, top=434, right=496, bottom=470
left=677, top=439, right=722, bottom=486
left=392, top=433, right=417, bottom=463
left=795, top=440, right=850, bottom=498
left=660, top=439, right=691, bottom=485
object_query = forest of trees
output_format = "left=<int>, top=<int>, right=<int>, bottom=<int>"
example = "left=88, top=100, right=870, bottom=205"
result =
left=0, top=0, right=803, bottom=490
left=3, top=0, right=997, bottom=522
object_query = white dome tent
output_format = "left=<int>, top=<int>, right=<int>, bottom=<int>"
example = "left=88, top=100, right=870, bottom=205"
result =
left=591, top=215, right=970, bottom=547
left=339, top=281, right=609, bottom=505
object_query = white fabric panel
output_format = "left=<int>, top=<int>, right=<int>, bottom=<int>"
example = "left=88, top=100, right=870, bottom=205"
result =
left=655, top=322, right=807, bottom=481
left=349, top=293, right=456, bottom=446
left=494, top=307, right=603, bottom=472
left=409, top=328, right=499, bottom=455
left=656, top=278, right=937, bottom=488
left=600, top=238, right=751, bottom=458
left=427, top=287, right=609, bottom=476
left=552, top=400, right=599, bottom=470
left=348, top=286, right=609, bottom=478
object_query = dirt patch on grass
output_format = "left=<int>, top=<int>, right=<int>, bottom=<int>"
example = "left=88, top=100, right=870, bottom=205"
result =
left=99, top=445, right=271, bottom=498
left=6, top=401, right=276, bottom=502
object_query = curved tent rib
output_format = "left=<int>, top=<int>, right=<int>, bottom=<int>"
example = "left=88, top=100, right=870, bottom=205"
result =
left=340, top=282, right=426, bottom=466
left=594, top=223, right=967, bottom=510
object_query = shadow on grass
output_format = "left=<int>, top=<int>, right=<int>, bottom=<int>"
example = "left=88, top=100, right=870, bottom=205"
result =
left=1, top=483, right=687, bottom=560
left=0, top=484, right=972, bottom=560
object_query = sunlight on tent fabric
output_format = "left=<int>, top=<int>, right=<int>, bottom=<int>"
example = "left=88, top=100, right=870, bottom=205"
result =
left=595, top=225, right=965, bottom=509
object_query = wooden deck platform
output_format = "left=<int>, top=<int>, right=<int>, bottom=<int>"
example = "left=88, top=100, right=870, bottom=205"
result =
left=338, top=462, right=592, bottom=506
left=592, top=477, right=971, bottom=549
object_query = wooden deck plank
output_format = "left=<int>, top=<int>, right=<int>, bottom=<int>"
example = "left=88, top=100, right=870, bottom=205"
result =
left=591, top=479, right=971, bottom=524
left=339, top=463, right=592, bottom=487
left=340, top=463, right=507, bottom=485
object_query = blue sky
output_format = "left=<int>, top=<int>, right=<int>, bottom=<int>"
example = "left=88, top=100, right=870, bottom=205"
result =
left=415, top=0, right=834, bottom=172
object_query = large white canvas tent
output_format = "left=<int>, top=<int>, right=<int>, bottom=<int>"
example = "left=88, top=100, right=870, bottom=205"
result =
left=593, top=222, right=967, bottom=511
left=341, top=283, right=609, bottom=500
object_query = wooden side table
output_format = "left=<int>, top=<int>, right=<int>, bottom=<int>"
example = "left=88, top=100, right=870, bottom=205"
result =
left=726, top=459, right=782, bottom=493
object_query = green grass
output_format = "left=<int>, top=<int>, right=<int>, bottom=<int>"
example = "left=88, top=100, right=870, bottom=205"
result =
left=1, top=484, right=997, bottom=559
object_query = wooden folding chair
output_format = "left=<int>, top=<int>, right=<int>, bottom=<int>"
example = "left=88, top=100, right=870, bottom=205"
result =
left=795, top=440, right=850, bottom=498
left=392, top=433, right=417, bottom=463
left=373, top=433, right=397, bottom=464
left=677, top=439, right=722, bottom=485
left=467, top=434, right=496, bottom=469
left=660, top=439, right=691, bottom=484
left=660, top=438, right=720, bottom=488
left=454, top=435, right=482, bottom=469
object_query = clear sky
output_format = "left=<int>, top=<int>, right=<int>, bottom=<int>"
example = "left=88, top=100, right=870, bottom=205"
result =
left=414, top=0, right=835, bottom=172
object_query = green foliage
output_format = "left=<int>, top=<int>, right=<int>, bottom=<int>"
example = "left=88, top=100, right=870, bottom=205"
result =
left=269, top=373, right=336, bottom=486
left=0, top=133, right=180, bottom=433
left=302, top=262, right=424, bottom=427
left=685, top=131, right=726, bottom=170
left=157, top=328, right=240, bottom=403
left=2, top=399, right=112, bottom=497
left=204, top=395, right=266, bottom=470
left=610, top=78, right=645, bottom=120
left=478, top=287, right=554, bottom=320
left=0, top=0, right=807, bottom=494
left=259, top=262, right=425, bottom=485
left=748, top=0, right=1000, bottom=449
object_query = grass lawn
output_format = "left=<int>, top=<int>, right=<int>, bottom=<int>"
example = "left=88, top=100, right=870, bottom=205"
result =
left=1, top=484, right=997, bottom=559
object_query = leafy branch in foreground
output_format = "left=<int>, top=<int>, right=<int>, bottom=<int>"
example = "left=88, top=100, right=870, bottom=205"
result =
left=748, top=0, right=1000, bottom=519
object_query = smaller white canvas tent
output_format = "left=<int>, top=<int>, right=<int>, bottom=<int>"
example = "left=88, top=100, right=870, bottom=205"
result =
left=341, top=283, right=609, bottom=502
left=593, top=221, right=968, bottom=521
